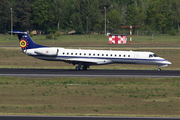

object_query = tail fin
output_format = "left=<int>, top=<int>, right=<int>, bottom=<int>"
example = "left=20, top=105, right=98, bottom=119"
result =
left=9, top=31, right=46, bottom=50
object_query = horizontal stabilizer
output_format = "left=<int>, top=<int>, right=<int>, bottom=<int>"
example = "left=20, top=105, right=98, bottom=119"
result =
left=8, top=31, right=27, bottom=34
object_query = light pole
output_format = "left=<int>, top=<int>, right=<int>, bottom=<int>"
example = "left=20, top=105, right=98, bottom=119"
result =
left=11, top=8, right=13, bottom=36
left=108, top=20, right=109, bottom=34
left=104, top=7, right=106, bottom=36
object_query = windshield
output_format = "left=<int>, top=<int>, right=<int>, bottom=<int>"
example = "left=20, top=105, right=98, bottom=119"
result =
left=149, top=54, right=158, bottom=58
left=153, top=54, right=158, bottom=57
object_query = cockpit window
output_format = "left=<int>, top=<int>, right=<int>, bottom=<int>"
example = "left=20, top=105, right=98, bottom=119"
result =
left=149, top=54, right=153, bottom=58
left=149, top=54, right=158, bottom=58
left=153, top=54, right=158, bottom=57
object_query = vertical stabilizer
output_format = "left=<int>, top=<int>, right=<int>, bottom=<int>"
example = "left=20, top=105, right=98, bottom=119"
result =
left=10, top=31, right=46, bottom=50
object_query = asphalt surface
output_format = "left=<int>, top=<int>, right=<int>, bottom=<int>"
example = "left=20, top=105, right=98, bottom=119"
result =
left=1, top=116, right=180, bottom=120
left=0, top=68, right=180, bottom=78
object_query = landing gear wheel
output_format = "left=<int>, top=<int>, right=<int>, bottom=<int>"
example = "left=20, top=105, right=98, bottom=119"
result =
left=76, top=66, right=80, bottom=71
left=82, top=66, right=87, bottom=70
left=157, top=68, right=161, bottom=71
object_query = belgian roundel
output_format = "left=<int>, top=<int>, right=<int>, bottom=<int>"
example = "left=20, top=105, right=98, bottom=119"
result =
left=19, top=39, right=27, bottom=48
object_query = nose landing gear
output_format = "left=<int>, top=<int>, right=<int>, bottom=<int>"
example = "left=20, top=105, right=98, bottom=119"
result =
left=157, top=68, right=161, bottom=71
left=157, top=64, right=169, bottom=71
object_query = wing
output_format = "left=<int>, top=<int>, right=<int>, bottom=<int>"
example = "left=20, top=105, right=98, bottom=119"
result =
left=62, top=58, right=112, bottom=65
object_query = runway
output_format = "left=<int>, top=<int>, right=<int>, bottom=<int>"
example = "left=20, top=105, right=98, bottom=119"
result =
left=1, top=116, right=180, bottom=120
left=0, top=68, right=180, bottom=78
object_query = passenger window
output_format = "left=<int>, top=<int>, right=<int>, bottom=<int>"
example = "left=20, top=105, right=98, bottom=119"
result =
left=75, top=53, right=77, bottom=55
left=102, top=54, right=104, bottom=56
left=128, top=55, right=130, bottom=57
left=119, top=55, right=121, bottom=57
left=79, top=53, right=81, bottom=55
left=93, top=54, right=95, bottom=56
left=115, top=54, right=117, bottom=57
left=98, top=54, right=99, bottom=56
left=67, top=53, right=69, bottom=55
left=63, top=52, right=65, bottom=55
left=89, top=53, right=91, bottom=56
left=71, top=53, right=73, bottom=55
left=110, top=54, right=112, bottom=56
left=124, top=55, right=125, bottom=57
left=84, top=53, right=86, bottom=55
left=106, top=54, right=108, bottom=56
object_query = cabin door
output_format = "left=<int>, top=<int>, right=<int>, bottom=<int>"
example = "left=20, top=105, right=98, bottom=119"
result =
left=134, top=54, right=139, bottom=64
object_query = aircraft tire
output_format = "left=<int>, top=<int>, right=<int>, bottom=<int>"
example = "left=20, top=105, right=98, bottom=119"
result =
left=76, top=66, right=80, bottom=71
left=83, top=66, right=87, bottom=70
left=157, top=68, right=161, bottom=71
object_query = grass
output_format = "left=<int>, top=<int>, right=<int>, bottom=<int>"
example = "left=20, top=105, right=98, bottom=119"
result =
left=0, top=34, right=180, bottom=47
left=0, top=77, right=180, bottom=117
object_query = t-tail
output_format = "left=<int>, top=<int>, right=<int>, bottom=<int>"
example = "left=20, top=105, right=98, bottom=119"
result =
left=9, top=31, right=46, bottom=50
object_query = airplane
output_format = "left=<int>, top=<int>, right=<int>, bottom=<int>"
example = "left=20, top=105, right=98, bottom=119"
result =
left=10, top=31, right=171, bottom=71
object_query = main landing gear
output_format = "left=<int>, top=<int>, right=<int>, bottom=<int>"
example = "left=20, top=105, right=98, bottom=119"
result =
left=76, top=66, right=81, bottom=70
left=82, top=66, right=87, bottom=70
left=75, top=63, right=88, bottom=70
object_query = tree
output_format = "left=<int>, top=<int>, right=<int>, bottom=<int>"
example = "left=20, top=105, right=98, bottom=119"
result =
left=0, top=0, right=11, bottom=34
left=113, top=0, right=135, bottom=6
left=51, top=0, right=73, bottom=31
left=146, top=0, right=171, bottom=32
left=31, top=0, right=56, bottom=34
left=168, top=0, right=180, bottom=30
left=125, top=3, right=139, bottom=26
left=134, top=7, right=146, bottom=27
left=2, top=0, right=180, bottom=35
left=107, top=10, right=121, bottom=33
left=94, top=19, right=104, bottom=34
left=71, top=0, right=100, bottom=34
left=13, top=0, right=32, bottom=31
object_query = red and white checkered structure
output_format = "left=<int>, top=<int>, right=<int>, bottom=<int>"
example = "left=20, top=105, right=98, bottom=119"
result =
left=109, top=34, right=127, bottom=44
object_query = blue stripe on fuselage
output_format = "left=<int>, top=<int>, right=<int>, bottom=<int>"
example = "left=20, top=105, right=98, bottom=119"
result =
left=30, top=55, right=167, bottom=62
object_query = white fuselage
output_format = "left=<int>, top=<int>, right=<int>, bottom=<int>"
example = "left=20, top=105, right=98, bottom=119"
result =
left=23, top=47, right=171, bottom=67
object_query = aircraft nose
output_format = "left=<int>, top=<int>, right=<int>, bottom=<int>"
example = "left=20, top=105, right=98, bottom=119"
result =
left=165, top=60, right=171, bottom=65
left=168, top=61, right=172, bottom=65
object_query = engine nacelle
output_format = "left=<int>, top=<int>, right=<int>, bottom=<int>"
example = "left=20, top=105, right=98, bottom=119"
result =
left=34, top=48, right=59, bottom=56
